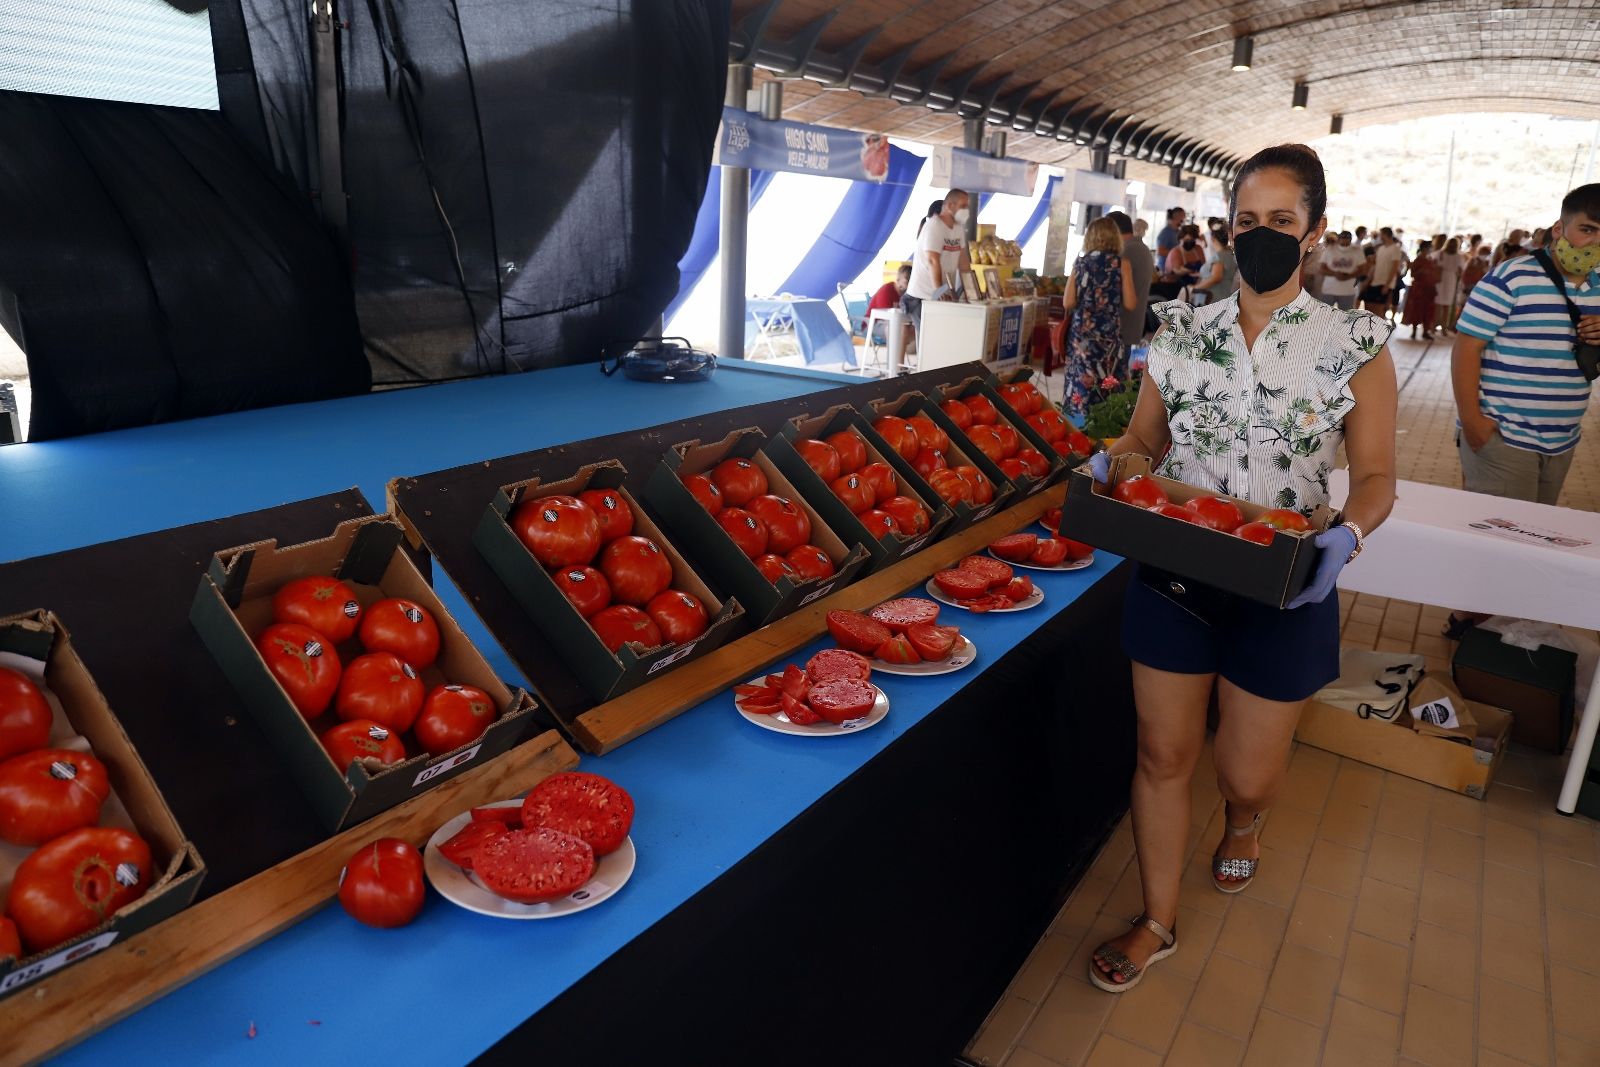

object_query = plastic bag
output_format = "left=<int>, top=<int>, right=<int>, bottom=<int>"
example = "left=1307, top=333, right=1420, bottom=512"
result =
left=1478, top=617, right=1599, bottom=706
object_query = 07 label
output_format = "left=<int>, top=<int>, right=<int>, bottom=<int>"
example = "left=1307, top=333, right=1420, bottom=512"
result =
left=1, top=932, right=118, bottom=993
left=414, top=744, right=483, bottom=786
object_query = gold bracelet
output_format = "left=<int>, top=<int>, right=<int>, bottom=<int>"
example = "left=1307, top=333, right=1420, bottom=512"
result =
left=1340, top=520, right=1365, bottom=562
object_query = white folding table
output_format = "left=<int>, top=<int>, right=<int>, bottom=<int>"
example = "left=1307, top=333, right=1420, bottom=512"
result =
left=1328, top=471, right=1600, bottom=813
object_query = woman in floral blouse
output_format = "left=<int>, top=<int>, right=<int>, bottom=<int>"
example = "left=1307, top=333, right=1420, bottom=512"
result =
left=1088, top=145, right=1398, bottom=993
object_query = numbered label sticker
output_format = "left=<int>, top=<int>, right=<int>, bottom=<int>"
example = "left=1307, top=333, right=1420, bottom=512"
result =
left=0, top=932, right=118, bottom=993
left=800, top=582, right=837, bottom=606
left=413, top=743, right=483, bottom=786
left=568, top=880, right=612, bottom=903
left=648, top=642, right=697, bottom=675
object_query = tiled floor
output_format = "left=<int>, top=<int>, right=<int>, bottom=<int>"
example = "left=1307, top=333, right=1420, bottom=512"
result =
left=967, top=334, right=1600, bottom=1067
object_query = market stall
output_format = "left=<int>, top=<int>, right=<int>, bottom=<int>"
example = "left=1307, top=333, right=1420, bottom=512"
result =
left=0, top=358, right=1132, bottom=1065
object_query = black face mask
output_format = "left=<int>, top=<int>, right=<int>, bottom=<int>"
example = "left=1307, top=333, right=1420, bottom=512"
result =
left=1234, top=225, right=1309, bottom=293
left=1182, top=238, right=1197, bottom=249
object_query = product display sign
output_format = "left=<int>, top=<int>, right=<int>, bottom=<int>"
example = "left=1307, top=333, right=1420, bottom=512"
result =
left=930, top=147, right=1037, bottom=196
left=714, top=107, right=890, bottom=183
left=995, top=303, right=1026, bottom=367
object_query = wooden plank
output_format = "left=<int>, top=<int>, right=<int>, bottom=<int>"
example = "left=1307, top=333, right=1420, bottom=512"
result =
left=2, top=729, right=579, bottom=1067
left=572, top=484, right=1065, bottom=753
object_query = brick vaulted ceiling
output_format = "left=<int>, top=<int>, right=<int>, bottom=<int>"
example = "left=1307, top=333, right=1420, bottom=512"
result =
left=730, top=0, right=1600, bottom=180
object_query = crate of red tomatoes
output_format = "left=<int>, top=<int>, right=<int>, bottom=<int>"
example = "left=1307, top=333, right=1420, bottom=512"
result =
left=768, top=404, right=954, bottom=571
left=1059, top=454, right=1334, bottom=608
left=192, top=515, right=543, bottom=832
left=644, top=429, right=872, bottom=626
left=475, top=460, right=745, bottom=703
left=865, top=392, right=1014, bottom=535
left=0, top=610, right=205, bottom=999
left=990, top=367, right=1099, bottom=470
left=936, top=376, right=1070, bottom=494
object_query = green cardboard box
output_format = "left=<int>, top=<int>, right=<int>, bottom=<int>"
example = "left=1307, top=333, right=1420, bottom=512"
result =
left=1452, top=626, right=1577, bottom=754
left=991, top=365, right=1097, bottom=473
left=474, top=459, right=745, bottom=704
left=867, top=391, right=1015, bottom=535
left=0, top=610, right=206, bottom=1000
left=192, top=515, right=541, bottom=832
left=939, top=375, right=1069, bottom=493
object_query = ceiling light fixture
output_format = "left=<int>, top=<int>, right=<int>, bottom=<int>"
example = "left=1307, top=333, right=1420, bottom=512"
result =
left=1330, top=113, right=1344, bottom=134
left=1231, top=36, right=1254, bottom=71
left=1292, top=82, right=1309, bottom=110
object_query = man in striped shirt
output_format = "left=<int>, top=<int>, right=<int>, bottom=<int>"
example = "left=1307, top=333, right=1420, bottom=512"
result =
left=1451, top=184, right=1600, bottom=505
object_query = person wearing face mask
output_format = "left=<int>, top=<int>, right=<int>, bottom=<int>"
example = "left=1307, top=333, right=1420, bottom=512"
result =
left=904, top=189, right=972, bottom=326
left=1451, top=184, right=1600, bottom=508
left=1084, top=143, right=1398, bottom=994
left=1163, top=224, right=1207, bottom=286
left=1318, top=230, right=1362, bottom=310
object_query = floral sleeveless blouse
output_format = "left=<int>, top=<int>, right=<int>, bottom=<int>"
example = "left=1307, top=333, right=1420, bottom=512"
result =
left=1148, top=290, right=1392, bottom=514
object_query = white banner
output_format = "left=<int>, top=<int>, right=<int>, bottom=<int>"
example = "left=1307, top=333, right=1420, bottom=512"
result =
left=930, top=147, right=1038, bottom=196
left=1071, top=169, right=1129, bottom=208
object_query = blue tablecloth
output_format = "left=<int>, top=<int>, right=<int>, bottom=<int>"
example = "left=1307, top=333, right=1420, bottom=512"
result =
left=0, top=360, right=1116, bottom=1064
left=743, top=297, right=858, bottom=367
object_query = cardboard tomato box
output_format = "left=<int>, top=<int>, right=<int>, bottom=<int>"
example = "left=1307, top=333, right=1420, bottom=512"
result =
left=0, top=610, right=206, bottom=1000
left=191, top=515, right=541, bottom=832
left=768, top=403, right=954, bottom=571
left=644, top=428, right=872, bottom=626
left=991, top=366, right=1097, bottom=473
left=866, top=391, right=1015, bottom=535
left=474, top=459, right=745, bottom=703
left=1059, top=453, right=1333, bottom=608
left=937, top=375, right=1069, bottom=493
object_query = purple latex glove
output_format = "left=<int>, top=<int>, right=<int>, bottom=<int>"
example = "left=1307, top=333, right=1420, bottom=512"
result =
left=1089, top=451, right=1111, bottom=485
left=1285, top=525, right=1358, bottom=610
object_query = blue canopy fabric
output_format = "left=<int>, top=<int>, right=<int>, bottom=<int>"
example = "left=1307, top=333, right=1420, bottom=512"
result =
left=665, top=166, right=774, bottom=321
left=1014, top=174, right=1060, bottom=249
left=775, top=144, right=926, bottom=299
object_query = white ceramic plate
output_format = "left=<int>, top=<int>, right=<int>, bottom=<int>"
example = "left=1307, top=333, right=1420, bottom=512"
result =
left=734, top=675, right=889, bottom=736
left=990, top=548, right=1095, bottom=573
left=870, top=637, right=979, bottom=676
left=424, top=799, right=635, bottom=919
left=923, top=578, right=1046, bottom=613
left=1037, top=519, right=1059, bottom=536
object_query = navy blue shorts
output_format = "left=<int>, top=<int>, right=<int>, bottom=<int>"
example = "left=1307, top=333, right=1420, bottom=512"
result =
left=1121, top=566, right=1340, bottom=703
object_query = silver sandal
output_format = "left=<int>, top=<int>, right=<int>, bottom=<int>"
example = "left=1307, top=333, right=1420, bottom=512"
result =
left=1088, top=913, right=1178, bottom=993
left=1212, top=809, right=1264, bottom=894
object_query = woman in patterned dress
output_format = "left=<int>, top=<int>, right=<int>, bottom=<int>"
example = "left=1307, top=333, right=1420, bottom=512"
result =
left=1086, top=145, right=1398, bottom=993
left=1062, top=217, right=1137, bottom=417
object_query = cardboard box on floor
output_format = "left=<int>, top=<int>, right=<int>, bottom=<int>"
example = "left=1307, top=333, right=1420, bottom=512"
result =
left=1452, top=626, right=1576, bottom=754
left=0, top=611, right=206, bottom=999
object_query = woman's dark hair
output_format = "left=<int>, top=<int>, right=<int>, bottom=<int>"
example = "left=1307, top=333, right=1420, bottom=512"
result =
left=916, top=198, right=945, bottom=237
left=1229, top=143, right=1328, bottom=226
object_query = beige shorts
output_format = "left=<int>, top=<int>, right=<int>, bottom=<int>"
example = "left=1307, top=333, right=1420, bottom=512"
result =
left=1457, top=428, right=1574, bottom=506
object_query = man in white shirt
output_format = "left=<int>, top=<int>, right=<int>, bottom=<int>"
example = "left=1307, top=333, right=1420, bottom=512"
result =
left=1319, top=231, right=1363, bottom=310
left=905, top=189, right=971, bottom=324
left=1363, top=226, right=1404, bottom=314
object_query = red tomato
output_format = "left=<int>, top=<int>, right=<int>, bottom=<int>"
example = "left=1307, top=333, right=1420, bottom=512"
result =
left=1016, top=448, right=1051, bottom=478
left=438, top=820, right=508, bottom=871
left=826, top=610, right=892, bottom=654
left=1058, top=537, right=1095, bottom=561
left=804, top=648, right=872, bottom=683
left=832, top=473, right=876, bottom=514
left=0, top=667, right=51, bottom=762
left=321, top=719, right=407, bottom=770
left=271, top=576, right=362, bottom=643
left=880, top=495, right=931, bottom=535
left=859, top=462, right=898, bottom=504
left=681, top=473, right=724, bottom=515
left=1186, top=496, right=1246, bottom=533
left=1150, top=502, right=1206, bottom=524
left=1027, top=410, right=1069, bottom=442
left=939, top=398, right=974, bottom=430
left=475, top=827, right=594, bottom=904
left=868, top=597, right=941, bottom=632
left=874, top=633, right=921, bottom=664
left=1029, top=538, right=1070, bottom=565
left=999, top=382, right=1041, bottom=416
left=577, top=488, right=635, bottom=544
left=1003, top=575, right=1035, bottom=602
left=715, top=507, right=770, bottom=559
left=471, top=806, right=523, bottom=827
left=906, top=622, right=958, bottom=661
left=958, top=555, right=1014, bottom=587
left=0, top=916, right=18, bottom=960
left=509, top=494, right=602, bottom=568
left=907, top=415, right=949, bottom=454
left=1259, top=508, right=1314, bottom=532
left=990, top=534, right=1039, bottom=561
left=256, top=622, right=341, bottom=718
left=551, top=565, right=611, bottom=618
left=966, top=425, right=1006, bottom=464
left=963, top=394, right=1000, bottom=425
left=358, top=598, right=441, bottom=669
left=747, top=495, right=812, bottom=554
left=785, top=544, right=836, bottom=580
left=0, top=748, right=110, bottom=846
left=912, top=448, right=948, bottom=479
left=336, top=652, right=425, bottom=732
left=646, top=590, right=709, bottom=644
left=824, top=430, right=867, bottom=473
left=999, top=457, right=1028, bottom=481
left=858, top=508, right=900, bottom=539
left=1064, top=428, right=1095, bottom=455
left=414, top=684, right=496, bottom=756
left=521, top=771, right=635, bottom=857
left=993, top=422, right=1021, bottom=457
left=872, top=415, right=920, bottom=460
left=794, top=438, right=841, bottom=482
left=599, top=535, right=674, bottom=605
left=710, top=457, right=768, bottom=506
left=928, top=468, right=973, bottom=505
left=754, top=553, right=797, bottom=584
left=8, top=827, right=151, bottom=953
left=1049, top=439, right=1077, bottom=457
left=339, top=838, right=425, bottom=929
left=953, top=465, right=995, bottom=505
left=807, top=678, right=878, bottom=724
left=1044, top=506, right=1063, bottom=531
left=934, top=568, right=990, bottom=598
left=590, top=605, right=663, bottom=653
left=1235, top=521, right=1278, bottom=545
left=1112, top=475, right=1169, bottom=509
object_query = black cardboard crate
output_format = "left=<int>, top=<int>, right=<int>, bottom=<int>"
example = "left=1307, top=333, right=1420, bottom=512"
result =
left=991, top=365, right=1097, bottom=471
left=867, top=391, right=1015, bottom=534
left=474, top=459, right=745, bottom=704
left=0, top=611, right=205, bottom=999
left=770, top=404, right=953, bottom=570
left=1059, top=453, right=1332, bottom=609
left=192, top=515, right=541, bottom=833
left=644, top=428, right=872, bottom=626
left=1452, top=627, right=1576, bottom=754
left=938, top=375, right=1068, bottom=493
